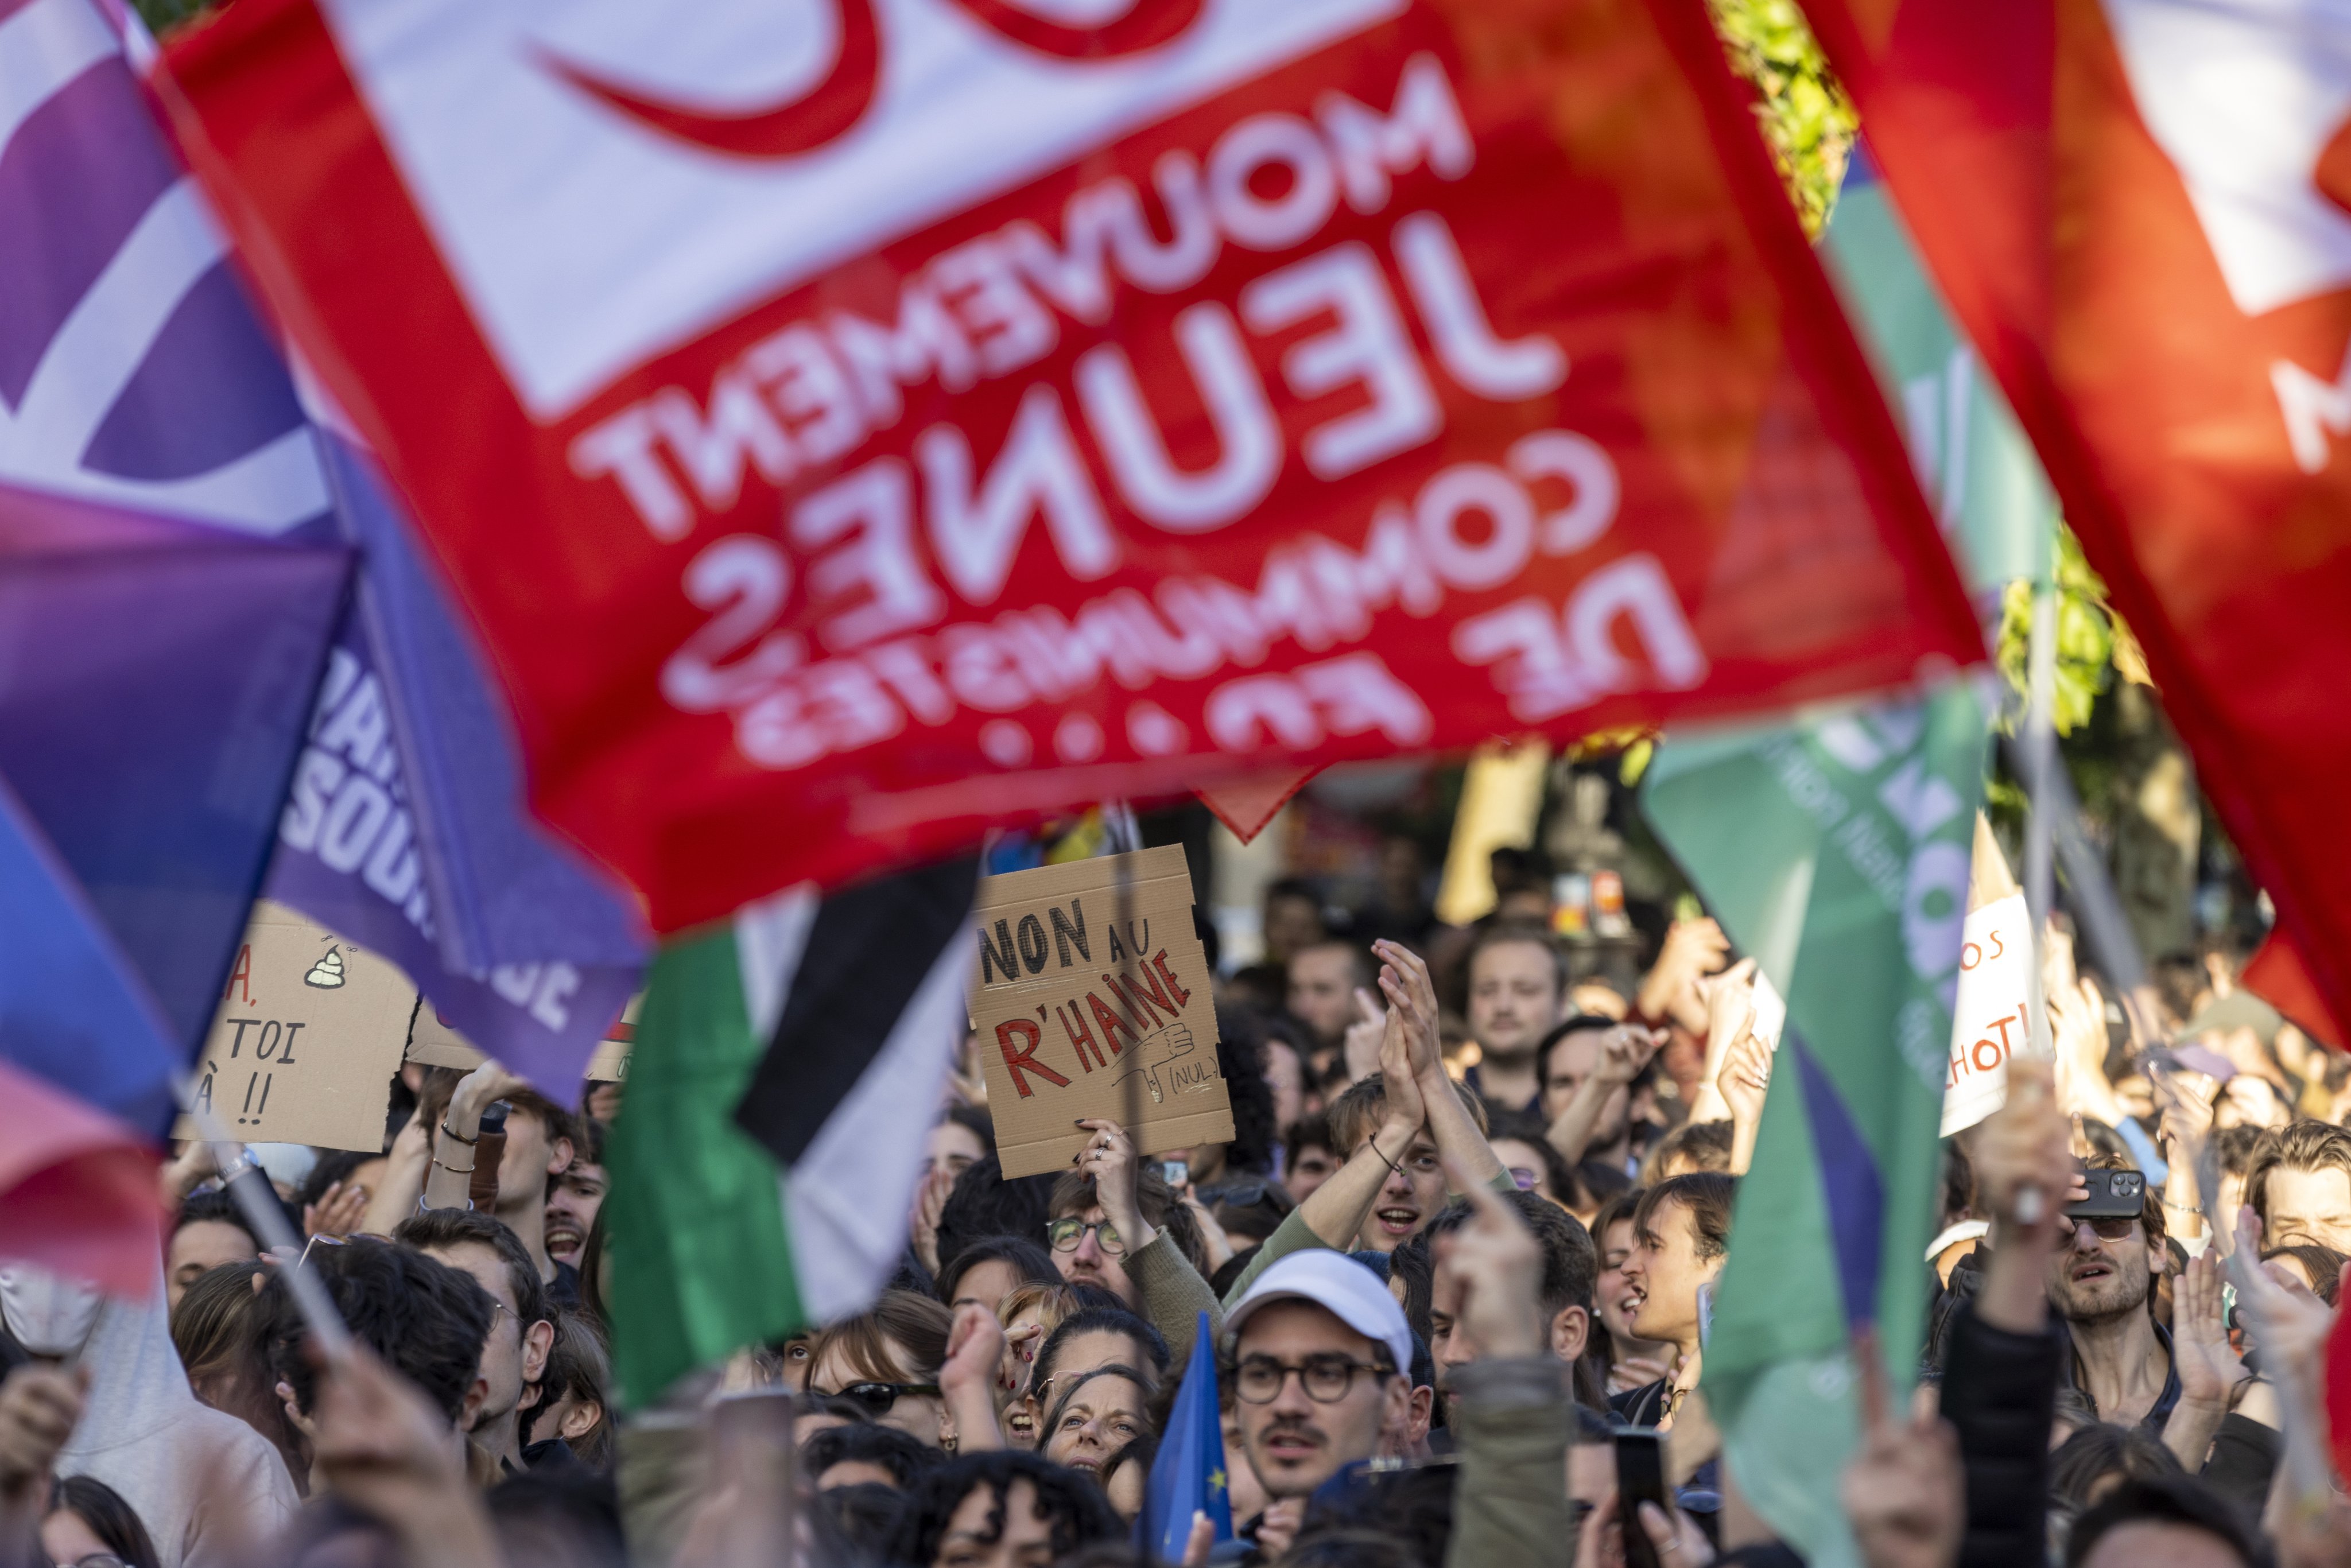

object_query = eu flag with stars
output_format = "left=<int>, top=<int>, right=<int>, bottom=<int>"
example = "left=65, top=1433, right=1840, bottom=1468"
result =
left=1140, top=1310, right=1233, bottom=1562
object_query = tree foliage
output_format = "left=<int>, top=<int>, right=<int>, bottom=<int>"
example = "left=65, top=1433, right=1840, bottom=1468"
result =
left=1993, top=525, right=2150, bottom=738
left=1705, top=0, right=1857, bottom=237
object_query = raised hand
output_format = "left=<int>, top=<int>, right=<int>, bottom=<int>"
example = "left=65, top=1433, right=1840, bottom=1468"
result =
left=1372, top=940, right=1441, bottom=1088
left=940, top=1301, right=1010, bottom=1452
left=1639, top=917, right=1731, bottom=1035
left=2168, top=1250, right=2245, bottom=1441
left=1597, top=1024, right=1661, bottom=1089
left=1697, top=956, right=1758, bottom=1053
left=0, top=1364, right=84, bottom=1501
left=909, top=1165, right=954, bottom=1274
left=1718, top=1031, right=1772, bottom=1129
left=1841, top=1330, right=1962, bottom=1568
left=304, top=1179, right=370, bottom=1240
left=1574, top=1484, right=1717, bottom=1568
left=309, top=1341, right=500, bottom=1565
left=941, top=1302, right=1005, bottom=1398
left=1373, top=986, right=1427, bottom=1139
left=1973, top=1059, right=2078, bottom=1237
left=1073, top=1119, right=1147, bottom=1243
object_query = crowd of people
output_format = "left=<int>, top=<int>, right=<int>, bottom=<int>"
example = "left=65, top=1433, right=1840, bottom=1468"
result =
left=5, top=864, right=2351, bottom=1568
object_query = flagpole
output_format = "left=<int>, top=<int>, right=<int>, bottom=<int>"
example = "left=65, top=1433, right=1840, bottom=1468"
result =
left=1107, top=802, right=1149, bottom=1568
left=2022, top=581, right=2058, bottom=1065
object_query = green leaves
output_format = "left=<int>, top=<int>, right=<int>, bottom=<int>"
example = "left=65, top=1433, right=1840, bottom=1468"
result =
left=1706, top=0, right=1857, bottom=236
left=1994, top=526, right=2148, bottom=736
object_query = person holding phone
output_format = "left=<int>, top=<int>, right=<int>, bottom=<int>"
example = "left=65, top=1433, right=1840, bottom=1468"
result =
left=414, top=1064, right=583, bottom=1302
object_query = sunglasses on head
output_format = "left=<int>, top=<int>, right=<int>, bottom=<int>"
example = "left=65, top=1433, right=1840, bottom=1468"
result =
left=829, top=1380, right=941, bottom=1415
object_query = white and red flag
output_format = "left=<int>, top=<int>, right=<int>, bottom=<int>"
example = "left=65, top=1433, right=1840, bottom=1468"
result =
left=153, top=0, right=1978, bottom=930
left=1799, top=0, right=2351, bottom=1041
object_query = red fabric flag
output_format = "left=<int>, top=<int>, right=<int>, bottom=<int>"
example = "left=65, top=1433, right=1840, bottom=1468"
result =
left=154, top=0, right=1976, bottom=932
left=1801, top=0, right=2351, bottom=1045
left=0, top=1059, right=163, bottom=1297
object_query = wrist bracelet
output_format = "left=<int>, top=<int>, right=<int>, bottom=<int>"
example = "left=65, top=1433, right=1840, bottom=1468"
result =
left=440, top=1121, right=479, bottom=1146
left=433, top=1155, right=476, bottom=1175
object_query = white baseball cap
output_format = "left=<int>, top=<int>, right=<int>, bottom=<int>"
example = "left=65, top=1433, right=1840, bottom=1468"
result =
left=1226, top=1249, right=1413, bottom=1381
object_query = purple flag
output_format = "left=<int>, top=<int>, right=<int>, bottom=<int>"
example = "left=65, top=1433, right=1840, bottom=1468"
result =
left=0, top=0, right=645, bottom=1096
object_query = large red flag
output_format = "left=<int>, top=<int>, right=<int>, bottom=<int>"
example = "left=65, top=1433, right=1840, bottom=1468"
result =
left=1801, top=0, right=2351, bottom=1038
left=154, top=0, right=1976, bottom=932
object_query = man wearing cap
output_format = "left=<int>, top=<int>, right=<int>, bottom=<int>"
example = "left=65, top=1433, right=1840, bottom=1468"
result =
left=1225, top=1249, right=1415, bottom=1509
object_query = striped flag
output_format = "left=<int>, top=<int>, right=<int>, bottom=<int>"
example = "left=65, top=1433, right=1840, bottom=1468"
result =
left=603, top=857, right=979, bottom=1406
left=1642, top=684, right=1986, bottom=1568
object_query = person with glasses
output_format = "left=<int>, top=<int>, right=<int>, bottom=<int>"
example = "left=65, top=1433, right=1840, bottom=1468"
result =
left=808, top=1290, right=1006, bottom=1454
left=2048, top=1152, right=2187, bottom=1438
left=1222, top=1249, right=1414, bottom=1552
left=1047, top=1123, right=1222, bottom=1369
left=394, top=1209, right=554, bottom=1475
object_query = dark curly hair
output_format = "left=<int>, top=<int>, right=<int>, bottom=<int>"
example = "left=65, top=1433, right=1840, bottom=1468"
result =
left=890, top=1450, right=1119, bottom=1566
left=1212, top=1004, right=1279, bottom=1175
left=935, top=1155, right=1061, bottom=1276
left=263, top=1237, right=493, bottom=1425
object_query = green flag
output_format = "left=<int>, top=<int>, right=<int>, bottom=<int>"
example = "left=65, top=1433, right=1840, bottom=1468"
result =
left=1642, top=682, right=1987, bottom=1567
left=1824, top=149, right=2054, bottom=594
left=603, top=864, right=977, bottom=1407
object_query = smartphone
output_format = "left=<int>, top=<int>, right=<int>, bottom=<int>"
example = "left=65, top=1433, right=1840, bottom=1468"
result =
left=1161, top=1159, right=1189, bottom=1188
left=2067, top=1167, right=2145, bottom=1220
left=1615, top=1430, right=1669, bottom=1568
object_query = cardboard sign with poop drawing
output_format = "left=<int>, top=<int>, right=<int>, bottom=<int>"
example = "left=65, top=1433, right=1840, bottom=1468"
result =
left=174, top=901, right=416, bottom=1151
left=970, top=847, right=1232, bottom=1178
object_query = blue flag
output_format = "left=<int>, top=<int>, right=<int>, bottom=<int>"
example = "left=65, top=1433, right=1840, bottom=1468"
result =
left=1140, top=1310, right=1233, bottom=1561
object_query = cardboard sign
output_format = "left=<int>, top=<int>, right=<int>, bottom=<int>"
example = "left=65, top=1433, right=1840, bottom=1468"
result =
left=971, top=847, right=1231, bottom=1177
left=1941, top=817, right=2032, bottom=1135
left=174, top=901, right=415, bottom=1151
left=407, top=995, right=638, bottom=1086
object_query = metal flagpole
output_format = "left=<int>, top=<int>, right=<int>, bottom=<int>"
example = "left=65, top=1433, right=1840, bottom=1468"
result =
left=2022, top=581, right=2059, bottom=1065
left=175, top=1073, right=352, bottom=1356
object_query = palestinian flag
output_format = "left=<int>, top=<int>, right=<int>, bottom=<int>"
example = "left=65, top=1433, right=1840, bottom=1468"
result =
left=603, top=857, right=978, bottom=1407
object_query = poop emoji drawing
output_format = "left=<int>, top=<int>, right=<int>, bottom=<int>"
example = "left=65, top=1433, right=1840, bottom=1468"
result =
left=304, top=946, right=347, bottom=988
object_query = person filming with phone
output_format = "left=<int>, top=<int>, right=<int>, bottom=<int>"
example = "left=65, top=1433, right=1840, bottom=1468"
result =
left=2045, top=1153, right=2183, bottom=1435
